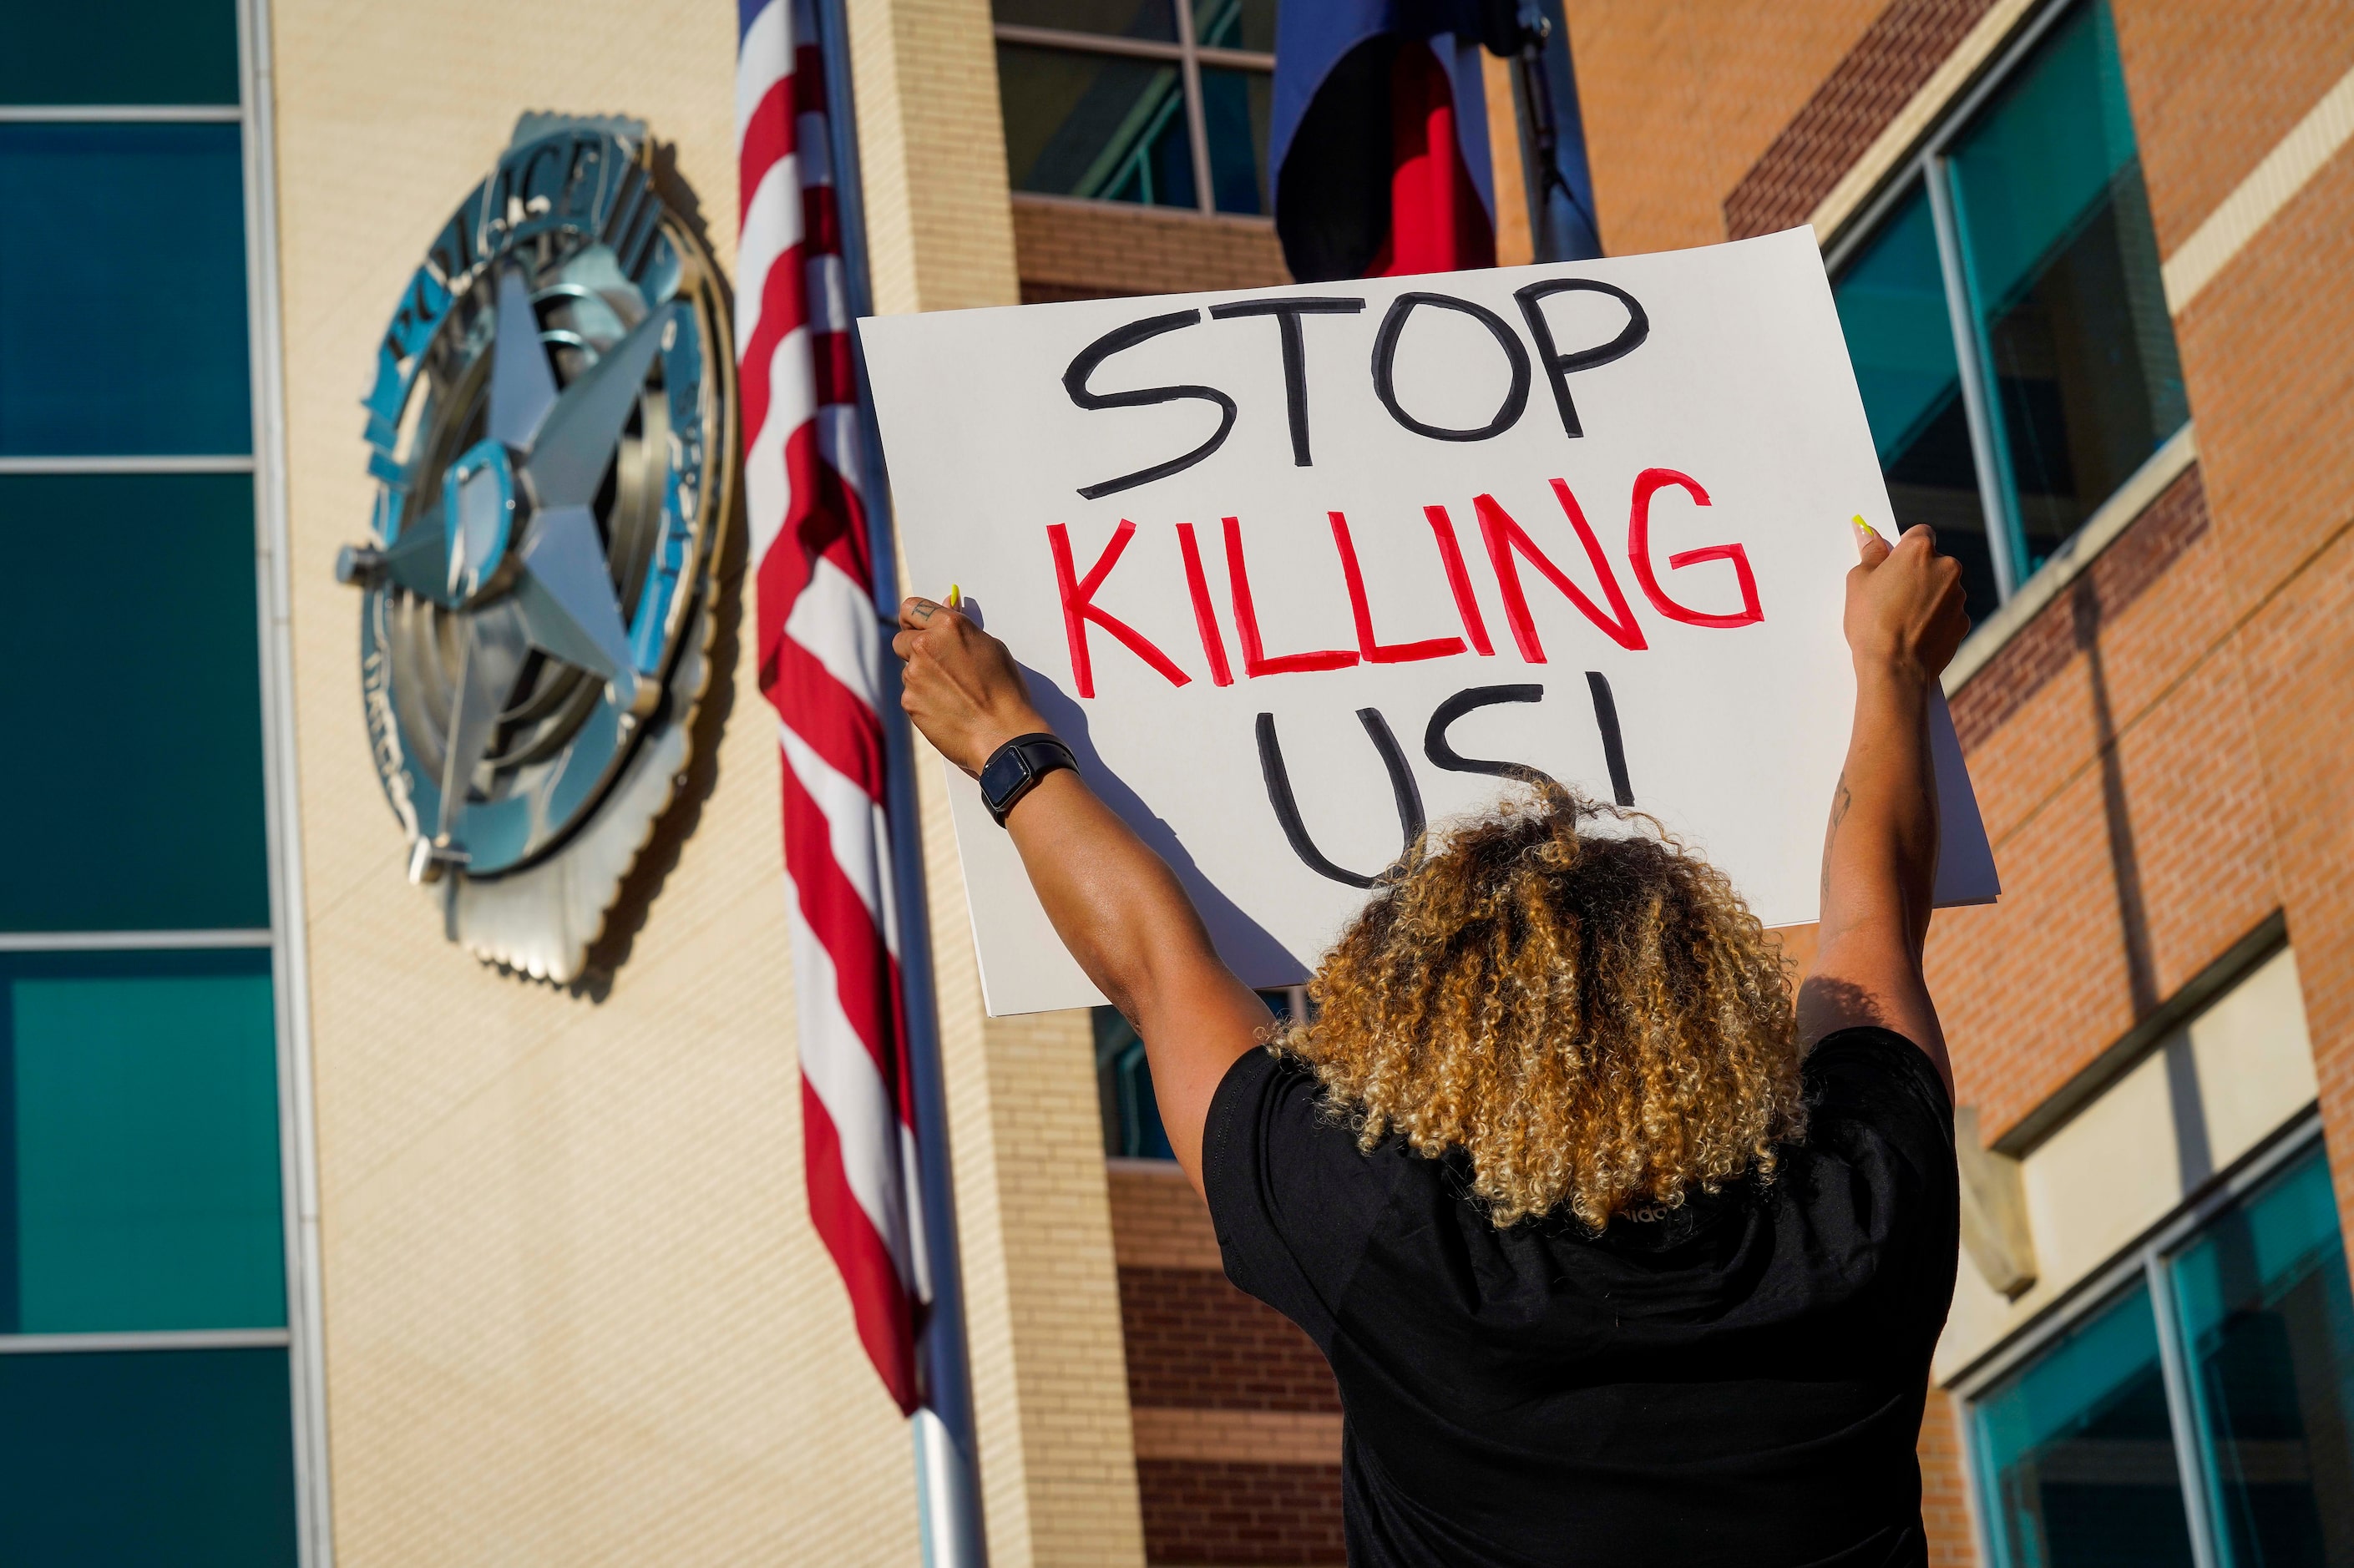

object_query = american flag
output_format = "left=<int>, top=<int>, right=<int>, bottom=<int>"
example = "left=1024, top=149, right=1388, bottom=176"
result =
left=736, top=0, right=928, bottom=1413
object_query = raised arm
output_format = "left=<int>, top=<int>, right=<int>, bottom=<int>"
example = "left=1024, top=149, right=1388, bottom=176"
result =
left=1795, top=524, right=1970, bottom=1095
left=892, top=597, right=1270, bottom=1193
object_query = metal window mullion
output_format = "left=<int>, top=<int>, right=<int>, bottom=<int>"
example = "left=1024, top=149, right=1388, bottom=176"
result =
left=235, top=0, right=333, bottom=1562
left=1172, top=0, right=1214, bottom=214
left=0, top=1328, right=291, bottom=1354
left=0, top=104, right=242, bottom=123
left=1922, top=151, right=2022, bottom=602
left=0, top=454, right=256, bottom=474
left=2147, top=1250, right=2226, bottom=1568
left=0, top=928, right=274, bottom=953
left=990, top=23, right=1184, bottom=62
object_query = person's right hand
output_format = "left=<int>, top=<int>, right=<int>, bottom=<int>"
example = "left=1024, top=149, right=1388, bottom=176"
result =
left=1844, top=523, right=1969, bottom=682
left=892, top=597, right=1050, bottom=777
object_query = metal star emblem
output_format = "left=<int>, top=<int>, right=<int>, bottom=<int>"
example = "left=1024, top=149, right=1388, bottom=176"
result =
left=338, top=266, right=677, bottom=878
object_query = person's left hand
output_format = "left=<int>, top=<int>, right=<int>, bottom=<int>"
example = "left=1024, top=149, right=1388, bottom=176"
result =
left=892, top=597, right=1050, bottom=776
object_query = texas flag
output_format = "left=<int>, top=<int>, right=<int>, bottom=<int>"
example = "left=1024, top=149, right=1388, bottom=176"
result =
left=1272, top=0, right=1501, bottom=282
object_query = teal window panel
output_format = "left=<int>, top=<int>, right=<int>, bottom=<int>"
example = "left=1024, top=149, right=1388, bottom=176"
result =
left=0, top=124, right=251, bottom=456
left=0, top=1348, right=297, bottom=1567
left=0, top=472, right=270, bottom=933
left=0, top=950, right=285, bottom=1334
left=1193, top=0, right=1277, bottom=53
left=0, top=2, right=241, bottom=107
left=1945, top=0, right=2188, bottom=574
left=1974, top=1277, right=2198, bottom=1566
left=998, top=44, right=1196, bottom=209
left=2171, top=1145, right=2354, bottom=1566
left=1832, top=183, right=1998, bottom=623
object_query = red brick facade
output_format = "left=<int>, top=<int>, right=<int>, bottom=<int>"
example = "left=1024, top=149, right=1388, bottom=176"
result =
left=1035, top=6, right=2354, bottom=1560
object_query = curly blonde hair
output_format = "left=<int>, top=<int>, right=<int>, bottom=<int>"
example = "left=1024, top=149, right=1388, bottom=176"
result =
left=1273, top=790, right=1806, bottom=1230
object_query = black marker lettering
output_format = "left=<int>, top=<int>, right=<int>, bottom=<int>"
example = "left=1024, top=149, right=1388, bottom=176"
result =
left=1423, top=685, right=1562, bottom=791
left=1514, top=279, right=1649, bottom=440
left=1256, top=709, right=1426, bottom=888
left=1064, top=310, right=1238, bottom=500
left=1585, top=670, right=1636, bottom=806
left=1370, top=291, right=1531, bottom=443
left=1208, top=296, right=1364, bottom=467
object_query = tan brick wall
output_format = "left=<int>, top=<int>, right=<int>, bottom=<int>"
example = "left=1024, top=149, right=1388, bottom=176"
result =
left=1012, top=197, right=1289, bottom=303
left=269, top=1, right=925, bottom=1561
left=1562, top=0, right=1889, bottom=255
left=2111, top=0, right=2354, bottom=255
left=1918, top=1387, right=1977, bottom=1566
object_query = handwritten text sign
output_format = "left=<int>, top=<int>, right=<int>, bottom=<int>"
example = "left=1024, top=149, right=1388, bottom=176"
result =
left=862, top=229, right=1997, bottom=1016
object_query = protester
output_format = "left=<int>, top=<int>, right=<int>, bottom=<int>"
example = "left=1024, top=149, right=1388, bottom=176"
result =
left=893, top=520, right=1969, bottom=1567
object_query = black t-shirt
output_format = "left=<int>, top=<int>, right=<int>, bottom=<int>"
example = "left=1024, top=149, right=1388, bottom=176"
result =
left=1203, top=1026, right=1958, bottom=1568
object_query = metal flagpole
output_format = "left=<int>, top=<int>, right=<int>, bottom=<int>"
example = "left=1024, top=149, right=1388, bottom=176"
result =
left=1485, top=0, right=1602, bottom=262
left=813, top=2, right=990, bottom=1561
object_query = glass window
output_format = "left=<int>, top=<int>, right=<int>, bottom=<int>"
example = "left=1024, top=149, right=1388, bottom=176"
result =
left=0, top=0, right=241, bottom=108
left=0, top=473, right=271, bottom=933
left=1831, top=186, right=1999, bottom=624
left=1969, top=1136, right=2354, bottom=1568
left=1946, top=0, right=2186, bottom=578
left=0, top=1348, right=298, bottom=1566
left=994, top=0, right=1177, bottom=41
left=2172, top=1146, right=2354, bottom=1565
left=992, top=0, right=1276, bottom=216
left=0, top=123, right=252, bottom=456
left=2, top=950, right=286, bottom=1333
left=1829, top=0, right=2185, bottom=617
left=1096, top=990, right=1302, bottom=1159
left=1000, top=46, right=1195, bottom=208
left=1976, top=1279, right=2200, bottom=1566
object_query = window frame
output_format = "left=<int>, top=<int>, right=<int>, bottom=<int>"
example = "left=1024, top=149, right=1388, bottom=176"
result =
left=993, top=0, right=1278, bottom=218
left=0, top=0, right=327, bottom=1560
left=1822, top=0, right=2184, bottom=611
left=1951, top=1109, right=2332, bottom=1568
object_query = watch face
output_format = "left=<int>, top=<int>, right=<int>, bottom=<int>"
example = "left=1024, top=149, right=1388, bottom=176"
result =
left=980, top=748, right=1030, bottom=808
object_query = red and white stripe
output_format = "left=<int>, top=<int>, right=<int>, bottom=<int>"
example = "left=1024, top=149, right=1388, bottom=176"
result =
left=737, top=0, right=928, bottom=1414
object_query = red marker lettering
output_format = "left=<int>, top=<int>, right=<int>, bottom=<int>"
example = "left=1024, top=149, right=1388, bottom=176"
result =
left=1176, top=522, right=1233, bottom=686
left=1223, top=515, right=1359, bottom=678
left=1627, top=468, right=1763, bottom=629
left=1047, top=520, right=1192, bottom=698
left=1421, top=504, right=1494, bottom=655
left=1474, top=482, right=1648, bottom=659
left=1329, top=512, right=1467, bottom=665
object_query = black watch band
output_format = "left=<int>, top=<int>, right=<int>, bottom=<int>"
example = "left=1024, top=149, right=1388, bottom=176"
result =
left=979, top=733, right=1077, bottom=827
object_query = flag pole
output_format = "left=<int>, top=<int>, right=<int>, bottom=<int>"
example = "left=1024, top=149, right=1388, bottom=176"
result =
left=813, top=1, right=990, bottom=1561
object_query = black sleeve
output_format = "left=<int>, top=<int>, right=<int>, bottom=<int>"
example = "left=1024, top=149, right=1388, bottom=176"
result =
left=1201, top=1048, right=1402, bottom=1348
left=1804, top=1025, right=1955, bottom=1185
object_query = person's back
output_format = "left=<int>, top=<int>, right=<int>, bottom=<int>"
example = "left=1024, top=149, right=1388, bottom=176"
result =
left=889, top=518, right=1972, bottom=1565
left=1211, top=1028, right=1955, bottom=1565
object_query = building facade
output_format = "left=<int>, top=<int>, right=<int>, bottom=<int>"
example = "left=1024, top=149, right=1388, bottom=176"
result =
left=7, top=0, right=2354, bottom=1565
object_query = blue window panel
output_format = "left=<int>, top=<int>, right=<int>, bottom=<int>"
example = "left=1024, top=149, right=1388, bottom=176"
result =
left=0, top=473, right=270, bottom=933
left=0, top=949, right=285, bottom=1335
left=1094, top=1006, right=1173, bottom=1160
left=1832, top=183, right=1999, bottom=623
left=1974, top=1277, right=2198, bottom=1567
left=0, top=124, right=251, bottom=456
left=0, top=1, right=240, bottom=107
left=1945, top=0, right=2188, bottom=576
left=2171, top=1145, right=2354, bottom=1568
left=998, top=45, right=1196, bottom=209
left=0, top=1348, right=297, bottom=1567
left=1202, top=67, right=1273, bottom=216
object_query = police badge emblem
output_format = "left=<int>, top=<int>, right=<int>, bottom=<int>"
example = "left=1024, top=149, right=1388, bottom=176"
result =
left=336, top=115, right=734, bottom=982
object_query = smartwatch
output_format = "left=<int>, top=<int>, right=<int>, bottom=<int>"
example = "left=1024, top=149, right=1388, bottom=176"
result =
left=979, top=733, right=1077, bottom=827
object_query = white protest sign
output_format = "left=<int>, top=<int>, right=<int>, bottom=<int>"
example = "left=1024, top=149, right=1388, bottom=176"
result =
left=861, top=228, right=1998, bottom=1016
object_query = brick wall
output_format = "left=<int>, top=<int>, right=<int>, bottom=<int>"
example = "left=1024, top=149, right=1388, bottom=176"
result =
left=1012, top=197, right=1289, bottom=304
left=1110, top=1165, right=1345, bottom=1566
left=1562, top=0, right=1890, bottom=255
left=1919, top=1388, right=1977, bottom=1566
